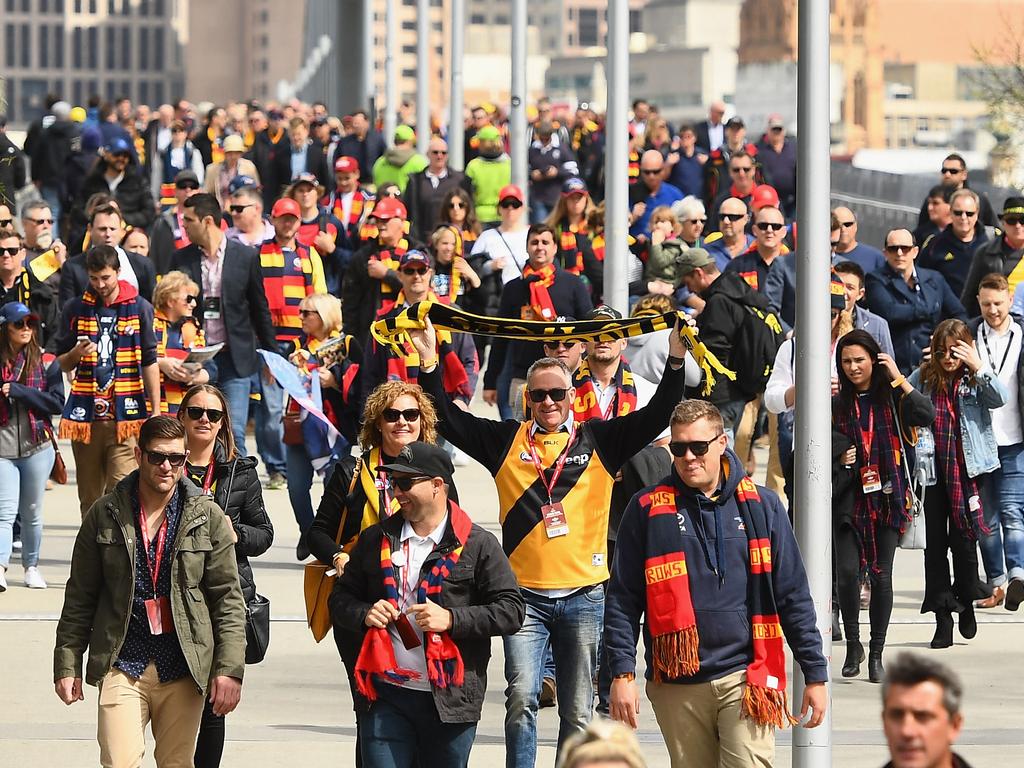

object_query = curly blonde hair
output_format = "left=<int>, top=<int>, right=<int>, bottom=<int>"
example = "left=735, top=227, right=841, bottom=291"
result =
left=152, top=270, right=199, bottom=314
left=358, top=381, right=439, bottom=450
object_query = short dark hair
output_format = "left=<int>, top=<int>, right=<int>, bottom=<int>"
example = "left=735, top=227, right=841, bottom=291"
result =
left=677, top=123, right=696, bottom=135
left=351, top=109, right=369, bottom=120
left=84, top=245, right=121, bottom=273
left=139, top=415, right=187, bottom=453
left=882, top=652, right=963, bottom=717
left=729, top=150, right=753, bottom=167
left=944, top=152, right=966, bottom=171
left=527, top=223, right=557, bottom=243
left=927, top=184, right=953, bottom=203
left=632, top=98, right=649, bottom=110
left=833, top=260, right=866, bottom=287
left=184, top=193, right=222, bottom=226
left=99, top=101, right=116, bottom=121
left=90, top=203, right=122, bottom=226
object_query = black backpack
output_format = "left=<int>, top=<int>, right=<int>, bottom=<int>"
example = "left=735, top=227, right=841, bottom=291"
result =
left=730, top=303, right=784, bottom=398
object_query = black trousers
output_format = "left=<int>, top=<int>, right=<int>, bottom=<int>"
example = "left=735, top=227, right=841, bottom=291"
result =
left=835, top=521, right=899, bottom=651
left=194, top=698, right=225, bottom=768
left=922, top=477, right=984, bottom=614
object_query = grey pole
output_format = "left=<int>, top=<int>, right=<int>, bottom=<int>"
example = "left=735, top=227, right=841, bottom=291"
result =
left=603, top=0, right=629, bottom=315
left=383, top=0, right=397, bottom=148
left=416, top=0, right=431, bottom=153
left=509, top=0, right=528, bottom=206
left=448, top=0, right=466, bottom=171
left=361, top=0, right=374, bottom=114
left=793, top=0, right=832, bottom=763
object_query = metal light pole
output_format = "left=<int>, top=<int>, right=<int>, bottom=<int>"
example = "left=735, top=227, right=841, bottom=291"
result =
left=361, top=0, right=374, bottom=113
left=509, top=0, right=528, bottom=205
left=416, top=0, right=431, bottom=152
left=383, top=0, right=397, bottom=147
left=793, top=0, right=832, bottom=763
left=603, top=0, right=629, bottom=315
left=448, top=0, right=465, bottom=170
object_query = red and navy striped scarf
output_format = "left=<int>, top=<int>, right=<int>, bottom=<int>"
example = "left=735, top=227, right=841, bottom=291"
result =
left=354, top=501, right=473, bottom=700
left=572, top=358, right=638, bottom=422
left=60, top=282, right=147, bottom=443
left=932, top=381, right=988, bottom=540
left=640, top=472, right=797, bottom=728
left=322, top=189, right=371, bottom=238
left=558, top=226, right=586, bottom=276
left=260, top=239, right=316, bottom=342
left=833, top=393, right=911, bottom=571
left=0, top=350, right=52, bottom=443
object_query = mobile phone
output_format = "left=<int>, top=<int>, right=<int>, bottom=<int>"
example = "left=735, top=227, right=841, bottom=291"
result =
left=76, top=335, right=91, bottom=345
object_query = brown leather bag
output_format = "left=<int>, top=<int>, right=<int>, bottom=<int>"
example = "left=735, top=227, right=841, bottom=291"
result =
left=49, top=432, right=67, bottom=484
left=283, top=399, right=304, bottom=445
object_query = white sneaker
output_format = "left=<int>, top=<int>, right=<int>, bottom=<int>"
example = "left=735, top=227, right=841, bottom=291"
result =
left=12, top=539, right=22, bottom=551
left=0, top=566, right=7, bottom=592
left=23, top=566, right=47, bottom=589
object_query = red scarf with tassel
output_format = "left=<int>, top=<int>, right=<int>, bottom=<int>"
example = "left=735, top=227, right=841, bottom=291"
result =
left=354, top=501, right=473, bottom=700
left=522, top=263, right=557, bottom=321
left=640, top=474, right=798, bottom=729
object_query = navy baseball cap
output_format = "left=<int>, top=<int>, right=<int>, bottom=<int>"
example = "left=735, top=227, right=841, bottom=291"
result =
left=398, top=249, right=433, bottom=269
left=228, top=175, right=259, bottom=195
left=105, top=136, right=132, bottom=155
left=0, top=302, right=38, bottom=325
left=562, top=177, right=588, bottom=196
left=377, top=442, right=455, bottom=486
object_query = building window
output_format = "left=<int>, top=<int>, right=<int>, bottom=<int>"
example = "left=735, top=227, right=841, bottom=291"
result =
left=4, top=25, right=14, bottom=67
left=154, top=81, right=164, bottom=105
left=21, top=23, right=31, bottom=67
left=89, top=0, right=97, bottom=12
left=74, top=0, right=81, bottom=11
left=121, top=25, right=131, bottom=69
left=41, top=0, right=50, bottom=12
left=73, top=79, right=84, bottom=106
left=55, top=0, right=63, bottom=10
left=139, top=81, right=150, bottom=106
left=401, top=68, right=417, bottom=78
left=139, top=0, right=148, bottom=15
left=401, top=20, right=415, bottom=30
left=578, top=8, right=599, bottom=47
left=155, top=0, right=164, bottom=15
left=72, top=27, right=83, bottom=67
left=629, top=9, right=641, bottom=33
left=55, top=24, right=65, bottom=67
left=139, top=26, right=150, bottom=70
left=39, top=24, right=51, bottom=68
left=5, top=0, right=14, bottom=12
left=402, top=44, right=416, bottom=54
left=106, top=27, right=117, bottom=69
left=469, top=13, right=484, bottom=24
left=87, top=26, right=97, bottom=67
left=154, top=28, right=164, bottom=70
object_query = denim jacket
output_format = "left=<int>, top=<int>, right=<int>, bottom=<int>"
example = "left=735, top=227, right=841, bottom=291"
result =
left=908, top=366, right=1008, bottom=477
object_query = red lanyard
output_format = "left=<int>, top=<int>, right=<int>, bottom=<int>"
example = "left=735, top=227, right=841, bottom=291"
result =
left=602, top=388, right=618, bottom=421
left=201, top=460, right=216, bottom=495
left=398, top=539, right=413, bottom=609
left=377, top=453, right=395, bottom=518
left=138, top=502, right=169, bottom=595
left=855, top=399, right=874, bottom=462
left=527, top=425, right=576, bottom=505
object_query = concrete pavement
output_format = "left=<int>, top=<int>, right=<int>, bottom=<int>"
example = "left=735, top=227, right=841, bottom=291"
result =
left=2, top=436, right=1022, bottom=767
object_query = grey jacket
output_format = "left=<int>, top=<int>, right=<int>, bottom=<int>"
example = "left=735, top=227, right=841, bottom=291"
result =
left=854, top=305, right=896, bottom=359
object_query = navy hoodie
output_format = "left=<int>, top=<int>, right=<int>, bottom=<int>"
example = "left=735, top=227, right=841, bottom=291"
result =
left=918, top=224, right=989, bottom=299
left=604, top=448, right=828, bottom=685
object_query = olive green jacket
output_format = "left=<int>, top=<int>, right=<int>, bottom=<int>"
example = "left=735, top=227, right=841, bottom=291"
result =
left=54, top=474, right=247, bottom=694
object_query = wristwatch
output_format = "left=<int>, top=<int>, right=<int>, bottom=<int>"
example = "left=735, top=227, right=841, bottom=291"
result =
left=613, top=672, right=636, bottom=681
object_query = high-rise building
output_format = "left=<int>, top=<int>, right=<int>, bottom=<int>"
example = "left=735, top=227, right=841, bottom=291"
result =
left=0, top=0, right=187, bottom=123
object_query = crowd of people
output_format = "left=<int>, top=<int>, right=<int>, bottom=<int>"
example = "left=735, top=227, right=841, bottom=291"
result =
left=0, top=90, right=1008, bottom=768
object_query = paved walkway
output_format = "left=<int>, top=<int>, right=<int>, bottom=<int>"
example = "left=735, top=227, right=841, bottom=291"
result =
left=2, top=437, right=1021, bottom=766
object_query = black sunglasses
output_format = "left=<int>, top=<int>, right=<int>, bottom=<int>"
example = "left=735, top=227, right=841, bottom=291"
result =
left=26, top=217, right=54, bottom=225
left=176, top=182, right=200, bottom=191
left=390, top=475, right=432, bottom=492
left=10, top=318, right=37, bottom=329
left=143, top=449, right=189, bottom=468
left=401, top=267, right=428, bottom=276
left=527, top=387, right=569, bottom=403
left=640, top=169, right=661, bottom=175
left=719, top=213, right=746, bottom=222
left=429, top=149, right=448, bottom=155
left=669, top=434, right=724, bottom=457
left=951, top=210, right=977, bottom=218
left=499, top=200, right=523, bottom=209
left=228, top=204, right=253, bottom=214
left=185, top=294, right=198, bottom=305
left=755, top=222, right=785, bottom=232
left=382, top=407, right=421, bottom=423
left=0, top=246, right=21, bottom=256
left=837, top=221, right=855, bottom=228
left=1004, top=216, right=1024, bottom=227
left=884, top=244, right=915, bottom=253
left=184, top=406, right=224, bottom=423
left=730, top=166, right=754, bottom=173
left=940, top=167, right=963, bottom=175
left=543, top=340, right=578, bottom=350
left=685, top=218, right=708, bottom=225
left=0, top=218, right=12, bottom=227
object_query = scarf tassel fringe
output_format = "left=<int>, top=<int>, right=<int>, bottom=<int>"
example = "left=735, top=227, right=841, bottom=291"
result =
left=652, top=626, right=700, bottom=681
left=742, top=685, right=799, bottom=729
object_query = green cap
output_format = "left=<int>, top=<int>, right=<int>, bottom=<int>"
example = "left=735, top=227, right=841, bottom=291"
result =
left=477, top=125, right=501, bottom=142
left=673, top=247, right=716, bottom=275
left=394, top=124, right=415, bottom=143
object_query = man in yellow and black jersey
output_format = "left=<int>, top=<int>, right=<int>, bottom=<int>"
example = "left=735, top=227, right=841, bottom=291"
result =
left=410, top=317, right=688, bottom=768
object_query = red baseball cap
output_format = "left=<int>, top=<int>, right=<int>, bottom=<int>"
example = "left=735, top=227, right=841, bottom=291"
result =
left=750, top=184, right=780, bottom=212
left=498, top=184, right=524, bottom=204
left=371, top=196, right=407, bottom=221
left=334, top=156, right=359, bottom=174
left=270, top=198, right=301, bottom=218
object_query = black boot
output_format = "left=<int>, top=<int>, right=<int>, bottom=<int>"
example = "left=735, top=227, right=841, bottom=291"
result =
left=868, top=649, right=884, bottom=683
left=958, top=606, right=977, bottom=639
left=832, top=604, right=843, bottom=642
left=930, top=611, right=954, bottom=649
left=841, top=641, right=864, bottom=678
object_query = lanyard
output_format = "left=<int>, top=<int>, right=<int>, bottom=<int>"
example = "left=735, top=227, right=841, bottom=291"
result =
left=601, top=386, right=618, bottom=421
left=527, top=425, right=576, bottom=505
left=854, top=398, right=874, bottom=463
left=138, top=502, right=169, bottom=595
left=981, top=323, right=1015, bottom=376
left=377, top=453, right=395, bottom=518
left=398, top=539, right=414, bottom=610
left=201, top=460, right=216, bottom=495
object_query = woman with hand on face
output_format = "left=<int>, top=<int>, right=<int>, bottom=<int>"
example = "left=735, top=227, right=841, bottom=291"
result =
left=908, top=320, right=1007, bottom=649
left=0, top=302, right=64, bottom=592
left=832, top=330, right=935, bottom=683
left=438, top=187, right=482, bottom=249
left=308, top=380, right=449, bottom=767
left=153, top=271, right=210, bottom=415
left=430, top=225, right=480, bottom=309
left=177, top=383, right=274, bottom=768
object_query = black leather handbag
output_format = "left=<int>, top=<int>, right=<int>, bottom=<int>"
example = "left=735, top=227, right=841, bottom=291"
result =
left=244, top=593, right=271, bottom=664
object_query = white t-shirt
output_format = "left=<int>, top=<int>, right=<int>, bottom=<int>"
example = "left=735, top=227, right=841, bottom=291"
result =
left=471, top=227, right=529, bottom=285
left=977, top=320, right=1023, bottom=446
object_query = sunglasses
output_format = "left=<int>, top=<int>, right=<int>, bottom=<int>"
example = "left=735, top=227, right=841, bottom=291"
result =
left=952, top=210, right=977, bottom=218
left=185, top=294, right=198, bottom=305
left=668, top=434, right=723, bottom=457
left=543, top=340, right=578, bottom=350
left=0, top=218, right=11, bottom=227
left=730, top=166, right=753, bottom=173
left=299, top=308, right=318, bottom=317
left=10, top=318, right=37, bottom=329
left=448, top=201, right=466, bottom=209
left=1004, top=216, right=1024, bottom=227
left=527, top=387, right=569, bottom=403
left=184, top=406, right=224, bottom=422
left=390, top=475, right=432, bottom=492
left=26, top=217, right=54, bottom=225
left=401, top=267, right=428, bottom=276
left=885, top=243, right=914, bottom=253
left=755, top=222, right=785, bottom=232
left=720, top=212, right=746, bottom=222
left=382, top=407, right=421, bottom=423
left=228, top=204, right=253, bottom=214
left=429, top=149, right=448, bottom=156
left=110, top=153, right=130, bottom=160
left=933, top=349, right=959, bottom=361
left=837, top=221, right=855, bottom=228
left=0, top=246, right=20, bottom=256
left=640, top=169, right=661, bottom=175
left=940, top=167, right=963, bottom=175
left=685, top=218, right=708, bottom=225
left=499, top=200, right=523, bottom=209
left=143, top=449, right=189, bottom=468
left=176, top=182, right=200, bottom=191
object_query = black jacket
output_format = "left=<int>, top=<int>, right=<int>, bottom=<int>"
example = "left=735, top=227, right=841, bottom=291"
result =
left=960, top=233, right=1024, bottom=316
left=917, top=182, right=995, bottom=229
left=918, top=224, right=989, bottom=299
left=245, top=130, right=289, bottom=210
left=402, top=168, right=473, bottom=243
left=28, top=119, right=78, bottom=189
left=0, top=267, right=59, bottom=353
left=482, top=267, right=593, bottom=387
left=342, top=237, right=425, bottom=349
left=170, top=238, right=277, bottom=377
left=0, top=132, right=27, bottom=209
left=865, top=263, right=968, bottom=373
left=330, top=504, right=525, bottom=723
left=73, top=159, right=156, bottom=233
left=272, top=140, right=330, bottom=196
left=698, top=270, right=773, bottom=404
left=186, top=448, right=274, bottom=602
left=337, top=131, right=387, bottom=185
left=59, top=249, right=157, bottom=307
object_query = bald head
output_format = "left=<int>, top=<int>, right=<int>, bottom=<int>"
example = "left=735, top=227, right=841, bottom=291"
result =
left=710, top=101, right=726, bottom=120
left=833, top=206, right=858, bottom=252
left=718, top=197, right=749, bottom=239
left=640, top=150, right=665, bottom=191
left=427, top=136, right=448, bottom=169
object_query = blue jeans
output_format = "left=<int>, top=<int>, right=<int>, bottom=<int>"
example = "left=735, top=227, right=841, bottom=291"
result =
left=0, top=444, right=55, bottom=569
left=286, top=443, right=329, bottom=534
left=980, top=443, right=1024, bottom=585
left=529, top=199, right=552, bottom=225
left=718, top=398, right=748, bottom=448
left=504, top=584, right=604, bottom=768
left=254, top=347, right=288, bottom=476
left=361, top=683, right=476, bottom=768
left=208, top=351, right=254, bottom=458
